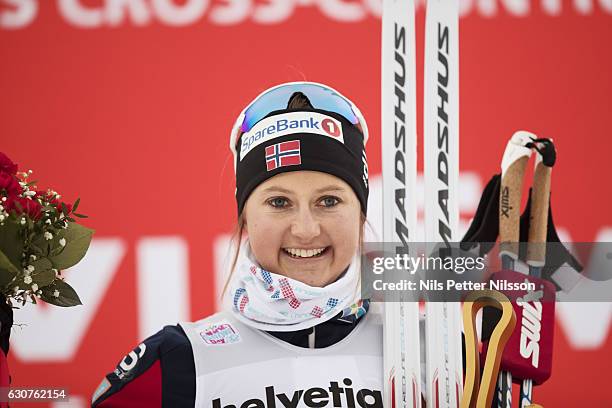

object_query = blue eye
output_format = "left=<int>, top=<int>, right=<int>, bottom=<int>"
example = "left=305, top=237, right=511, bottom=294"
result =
left=268, top=197, right=289, bottom=208
left=320, top=196, right=340, bottom=207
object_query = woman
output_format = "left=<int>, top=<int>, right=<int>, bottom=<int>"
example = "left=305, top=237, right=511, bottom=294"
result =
left=91, top=82, right=383, bottom=408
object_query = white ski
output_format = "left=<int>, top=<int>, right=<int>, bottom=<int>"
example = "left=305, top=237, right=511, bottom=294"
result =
left=423, top=0, right=463, bottom=407
left=382, top=1, right=421, bottom=407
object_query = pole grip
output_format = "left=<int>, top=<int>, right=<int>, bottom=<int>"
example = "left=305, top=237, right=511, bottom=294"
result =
left=526, top=158, right=552, bottom=266
left=499, top=156, right=529, bottom=258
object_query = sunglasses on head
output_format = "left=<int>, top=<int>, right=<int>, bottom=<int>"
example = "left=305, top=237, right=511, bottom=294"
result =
left=230, top=81, right=369, bottom=159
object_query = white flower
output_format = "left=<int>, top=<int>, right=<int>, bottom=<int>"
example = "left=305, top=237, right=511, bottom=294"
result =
left=13, top=286, right=19, bottom=294
left=23, top=190, right=36, bottom=197
left=44, top=231, right=53, bottom=240
left=20, top=218, right=26, bottom=225
left=0, top=215, right=4, bottom=222
left=24, top=276, right=32, bottom=284
left=31, top=283, right=38, bottom=292
left=59, top=238, right=66, bottom=247
left=1, top=197, right=6, bottom=202
left=53, top=290, right=60, bottom=298
left=45, top=219, right=52, bottom=224
left=30, top=254, right=37, bottom=261
left=27, top=265, right=35, bottom=273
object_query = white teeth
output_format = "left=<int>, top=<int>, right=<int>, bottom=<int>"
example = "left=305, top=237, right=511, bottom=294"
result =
left=284, top=247, right=326, bottom=258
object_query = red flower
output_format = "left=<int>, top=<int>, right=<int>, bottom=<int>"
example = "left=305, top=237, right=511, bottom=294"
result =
left=59, top=202, right=72, bottom=215
left=47, top=195, right=72, bottom=215
left=5, top=196, right=43, bottom=220
left=0, top=172, right=20, bottom=195
left=0, top=153, right=18, bottom=175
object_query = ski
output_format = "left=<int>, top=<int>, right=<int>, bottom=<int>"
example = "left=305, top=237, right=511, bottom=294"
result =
left=382, top=1, right=421, bottom=407
left=423, top=0, right=463, bottom=406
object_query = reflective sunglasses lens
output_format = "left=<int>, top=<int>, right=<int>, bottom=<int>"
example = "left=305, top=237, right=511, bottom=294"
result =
left=241, top=84, right=359, bottom=132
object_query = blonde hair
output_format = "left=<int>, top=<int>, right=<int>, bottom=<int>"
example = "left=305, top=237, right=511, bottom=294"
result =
left=222, top=214, right=246, bottom=297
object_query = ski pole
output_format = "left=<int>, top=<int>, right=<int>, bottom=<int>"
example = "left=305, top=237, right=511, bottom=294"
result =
left=519, top=138, right=556, bottom=407
left=495, top=131, right=535, bottom=408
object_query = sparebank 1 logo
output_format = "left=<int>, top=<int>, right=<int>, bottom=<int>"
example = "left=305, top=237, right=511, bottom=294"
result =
left=239, top=112, right=344, bottom=161
left=321, top=118, right=341, bottom=138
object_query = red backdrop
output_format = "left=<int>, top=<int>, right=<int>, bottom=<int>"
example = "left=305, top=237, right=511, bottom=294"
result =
left=1, top=0, right=611, bottom=406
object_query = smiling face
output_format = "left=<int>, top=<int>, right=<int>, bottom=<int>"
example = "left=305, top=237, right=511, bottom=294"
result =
left=243, top=171, right=362, bottom=287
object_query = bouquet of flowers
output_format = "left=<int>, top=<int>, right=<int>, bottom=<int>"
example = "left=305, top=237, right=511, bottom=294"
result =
left=0, top=152, right=93, bottom=308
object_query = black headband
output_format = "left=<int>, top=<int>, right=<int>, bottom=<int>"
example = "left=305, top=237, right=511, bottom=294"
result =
left=234, top=108, right=369, bottom=215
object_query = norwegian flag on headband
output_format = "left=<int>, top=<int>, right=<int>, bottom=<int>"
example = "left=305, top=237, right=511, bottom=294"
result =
left=265, top=140, right=301, bottom=171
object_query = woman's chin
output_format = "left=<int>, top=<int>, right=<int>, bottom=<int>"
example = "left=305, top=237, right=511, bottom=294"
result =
left=278, top=248, right=334, bottom=285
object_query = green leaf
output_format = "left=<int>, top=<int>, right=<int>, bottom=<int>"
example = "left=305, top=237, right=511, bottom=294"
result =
left=28, top=258, right=53, bottom=277
left=72, top=198, right=80, bottom=213
left=0, top=250, right=19, bottom=274
left=29, top=243, right=44, bottom=256
left=0, top=218, right=24, bottom=270
left=40, top=280, right=82, bottom=307
left=49, top=223, right=94, bottom=270
left=30, top=233, right=50, bottom=257
left=32, top=269, right=56, bottom=287
left=31, top=257, right=52, bottom=270
left=0, top=250, right=18, bottom=288
left=49, top=242, right=66, bottom=257
left=73, top=213, right=88, bottom=218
